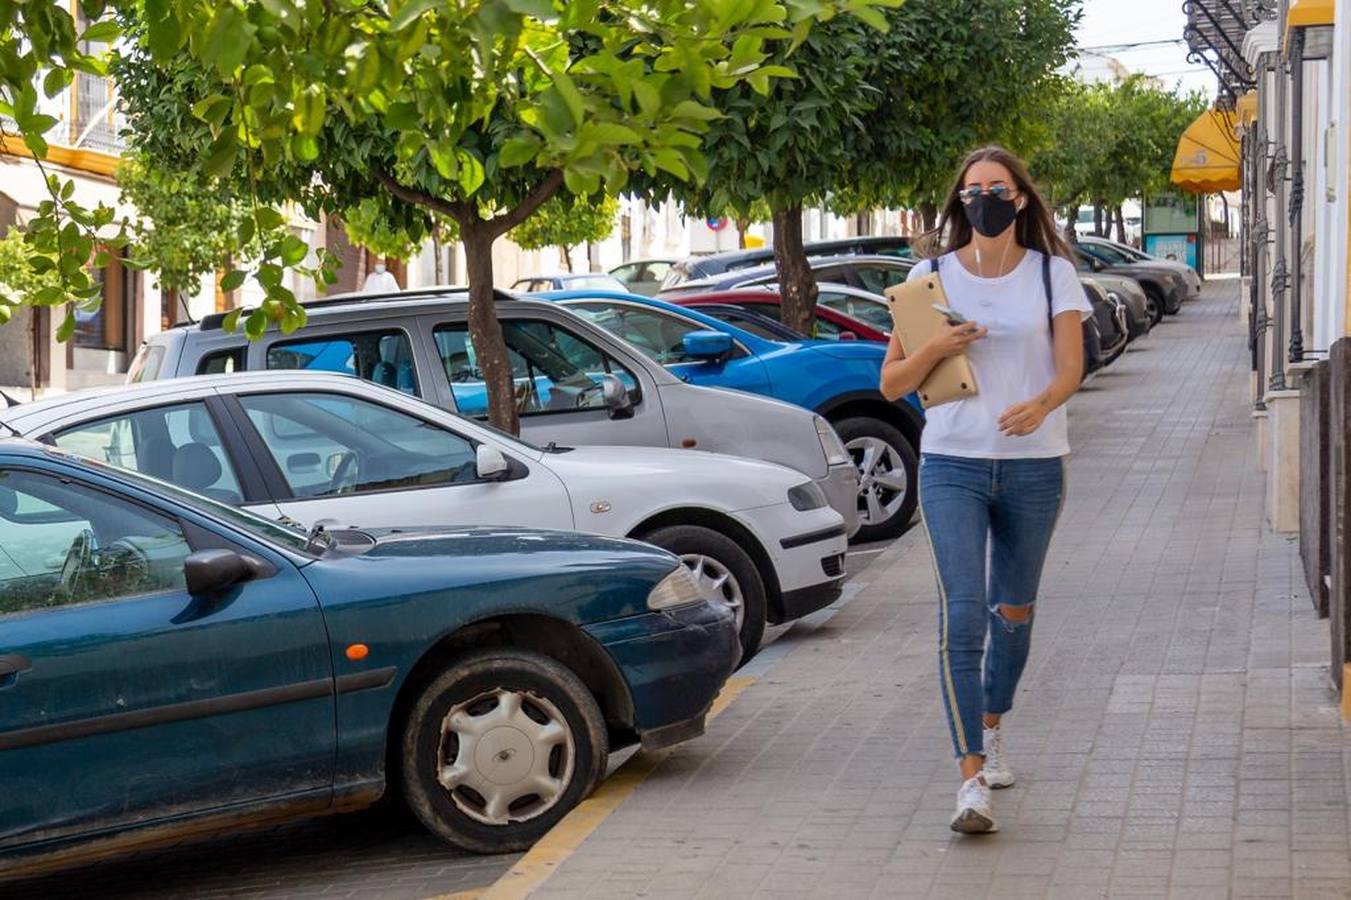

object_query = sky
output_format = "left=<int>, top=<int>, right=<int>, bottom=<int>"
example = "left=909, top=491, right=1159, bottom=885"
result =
left=1073, top=0, right=1217, bottom=99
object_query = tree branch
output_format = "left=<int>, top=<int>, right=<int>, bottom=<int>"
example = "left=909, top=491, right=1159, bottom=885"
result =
left=373, top=170, right=471, bottom=223
left=488, top=170, right=565, bottom=237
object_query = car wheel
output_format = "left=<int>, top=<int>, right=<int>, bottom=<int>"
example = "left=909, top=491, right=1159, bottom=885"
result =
left=834, top=417, right=918, bottom=543
left=400, top=648, right=607, bottom=853
left=1142, top=286, right=1164, bottom=325
left=641, top=524, right=767, bottom=664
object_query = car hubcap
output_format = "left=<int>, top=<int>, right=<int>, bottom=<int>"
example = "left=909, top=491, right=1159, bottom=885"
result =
left=680, top=554, right=745, bottom=630
left=436, top=688, right=575, bottom=826
left=847, top=436, right=908, bottom=526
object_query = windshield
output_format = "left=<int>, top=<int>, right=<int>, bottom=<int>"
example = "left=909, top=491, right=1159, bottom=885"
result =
left=1084, top=242, right=1133, bottom=264
left=52, top=449, right=317, bottom=556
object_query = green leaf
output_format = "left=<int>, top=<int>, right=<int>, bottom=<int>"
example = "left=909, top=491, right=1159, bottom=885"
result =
left=293, top=86, right=325, bottom=137
left=632, top=80, right=661, bottom=118
left=191, top=94, right=232, bottom=129
left=427, top=140, right=459, bottom=180
left=237, top=218, right=256, bottom=246
left=203, top=132, right=237, bottom=179
left=56, top=312, right=76, bottom=342
left=652, top=148, right=689, bottom=180
left=255, top=208, right=286, bottom=231
left=456, top=150, right=486, bottom=196
left=849, top=6, right=890, bottom=31
left=389, top=0, right=439, bottom=32
left=144, top=0, right=182, bottom=59
left=669, top=100, right=724, bottom=122
left=244, top=308, right=269, bottom=339
left=42, top=69, right=70, bottom=100
left=583, top=122, right=642, bottom=145
left=220, top=269, right=248, bottom=292
left=498, top=135, right=541, bottom=168
left=292, top=134, right=319, bottom=161
left=280, top=235, right=309, bottom=266
left=503, top=0, right=556, bottom=17
left=550, top=70, right=585, bottom=127
left=221, top=308, right=243, bottom=333
left=79, top=19, right=122, bottom=44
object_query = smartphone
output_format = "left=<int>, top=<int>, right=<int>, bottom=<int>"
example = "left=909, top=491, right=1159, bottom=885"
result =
left=931, top=303, right=967, bottom=325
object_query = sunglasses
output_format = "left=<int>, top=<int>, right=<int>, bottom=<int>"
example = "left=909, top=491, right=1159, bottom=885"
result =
left=959, top=185, right=1016, bottom=204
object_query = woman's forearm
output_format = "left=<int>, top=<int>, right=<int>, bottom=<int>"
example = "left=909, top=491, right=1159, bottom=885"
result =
left=881, top=343, right=944, bottom=401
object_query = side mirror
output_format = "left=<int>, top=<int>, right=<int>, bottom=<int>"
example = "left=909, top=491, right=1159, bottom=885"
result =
left=682, top=330, right=734, bottom=362
left=475, top=444, right=510, bottom=480
left=599, top=373, right=635, bottom=420
left=184, top=549, right=257, bottom=596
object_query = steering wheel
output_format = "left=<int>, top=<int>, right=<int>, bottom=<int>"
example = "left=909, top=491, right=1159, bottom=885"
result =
left=59, top=528, right=97, bottom=598
left=329, top=452, right=360, bottom=495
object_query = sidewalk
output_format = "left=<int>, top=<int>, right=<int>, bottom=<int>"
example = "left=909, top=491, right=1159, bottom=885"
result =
left=527, top=280, right=1351, bottom=899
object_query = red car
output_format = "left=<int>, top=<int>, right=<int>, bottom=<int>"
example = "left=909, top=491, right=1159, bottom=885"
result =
left=671, top=288, right=892, bottom=343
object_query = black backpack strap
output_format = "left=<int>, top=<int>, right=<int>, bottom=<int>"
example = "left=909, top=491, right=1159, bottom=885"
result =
left=1042, top=252, right=1054, bottom=331
left=929, top=254, right=943, bottom=275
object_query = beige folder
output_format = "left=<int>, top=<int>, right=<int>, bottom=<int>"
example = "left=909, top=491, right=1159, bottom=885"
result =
left=883, top=271, right=978, bottom=409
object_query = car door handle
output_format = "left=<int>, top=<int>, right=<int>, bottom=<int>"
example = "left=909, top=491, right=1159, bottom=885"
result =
left=0, top=654, right=32, bottom=686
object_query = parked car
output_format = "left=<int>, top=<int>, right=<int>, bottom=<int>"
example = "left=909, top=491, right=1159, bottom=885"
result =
left=608, top=260, right=676, bottom=297
left=659, top=255, right=916, bottom=300
left=1079, top=235, right=1202, bottom=297
left=540, top=290, right=925, bottom=542
left=1083, top=278, right=1130, bottom=364
left=0, top=437, right=738, bottom=871
left=512, top=273, right=627, bottom=293
left=661, top=236, right=912, bottom=291
left=1089, top=271, right=1156, bottom=333
left=675, top=287, right=891, bottom=344
left=1, top=373, right=847, bottom=661
left=1071, top=244, right=1191, bottom=316
left=127, top=291, right=859, bottom=545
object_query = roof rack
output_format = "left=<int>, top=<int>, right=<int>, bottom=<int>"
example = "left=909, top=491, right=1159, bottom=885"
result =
left=188, top=284, right=525, bottom=332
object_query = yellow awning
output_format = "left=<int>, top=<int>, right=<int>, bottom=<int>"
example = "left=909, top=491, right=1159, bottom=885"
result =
left=1288, top=0, right=1334, bottom=28
left=1170, top=109, right=1241, bottom=193
left=1236, top=91, right=1258, bottom=126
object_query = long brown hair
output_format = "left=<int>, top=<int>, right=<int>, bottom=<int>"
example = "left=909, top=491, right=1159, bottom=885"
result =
left=915, top=145, right=1071, bottom=261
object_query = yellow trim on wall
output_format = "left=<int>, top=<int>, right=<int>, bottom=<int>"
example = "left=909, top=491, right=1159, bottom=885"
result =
left=0, top=140, right=121, bottom=177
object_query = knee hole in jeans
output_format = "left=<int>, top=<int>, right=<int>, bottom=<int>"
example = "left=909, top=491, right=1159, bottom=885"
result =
left=995, top=603, right=1034, bottom=630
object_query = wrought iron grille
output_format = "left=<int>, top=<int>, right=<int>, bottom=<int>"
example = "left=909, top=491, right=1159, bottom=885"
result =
left=1183, top=0, right=1277, bottom=106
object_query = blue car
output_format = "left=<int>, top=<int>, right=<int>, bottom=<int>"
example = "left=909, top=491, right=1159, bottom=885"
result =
left=542, top=290, right=924, bottom=541
left=0, top=439, right=737, bottom=871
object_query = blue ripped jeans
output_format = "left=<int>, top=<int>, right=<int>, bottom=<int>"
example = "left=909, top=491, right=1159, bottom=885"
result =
left=919, top=453, right=1065, bottom=759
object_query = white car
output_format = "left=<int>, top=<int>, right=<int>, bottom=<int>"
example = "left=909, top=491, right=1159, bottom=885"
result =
left=0, top=372, right=849, bottom=661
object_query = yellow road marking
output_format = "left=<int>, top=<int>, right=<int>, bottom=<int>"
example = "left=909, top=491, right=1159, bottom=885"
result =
left=434, top=675, right=756, bottom=900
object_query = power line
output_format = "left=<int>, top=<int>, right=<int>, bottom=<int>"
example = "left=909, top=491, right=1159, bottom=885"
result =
left=1078, top=38, right=1188, bottom=52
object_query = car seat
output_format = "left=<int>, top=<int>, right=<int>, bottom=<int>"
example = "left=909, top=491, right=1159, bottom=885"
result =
left=171, top=443, right=242, bottom=504
left=370, top=360, right=397, bottom=388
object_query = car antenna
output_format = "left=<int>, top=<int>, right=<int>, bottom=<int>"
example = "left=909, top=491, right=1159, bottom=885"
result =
left=0, top=390, right=19, bottom=408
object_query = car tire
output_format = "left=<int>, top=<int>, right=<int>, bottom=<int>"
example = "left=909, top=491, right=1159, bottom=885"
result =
left=835, top=417, right=918, bottom=543
left=1142, top=286, right=1165, bottom=325
left=640, top=524, right=767, bottom=664
left=400, top=648, right=608, bottom=853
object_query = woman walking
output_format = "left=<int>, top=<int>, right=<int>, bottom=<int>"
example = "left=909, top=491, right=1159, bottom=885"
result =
left=881, top=146, right=1091, bottom=834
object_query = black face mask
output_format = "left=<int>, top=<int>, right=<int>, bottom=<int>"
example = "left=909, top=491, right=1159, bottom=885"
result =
left=962, top=194, right=1019, bottom=238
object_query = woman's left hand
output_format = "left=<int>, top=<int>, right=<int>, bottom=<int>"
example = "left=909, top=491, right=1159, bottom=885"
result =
left=998, top=398, right=1050, bottom=436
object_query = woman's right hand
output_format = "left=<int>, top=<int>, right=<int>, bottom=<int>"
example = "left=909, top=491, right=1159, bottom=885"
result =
left=925, top=321, right=988, bottom=358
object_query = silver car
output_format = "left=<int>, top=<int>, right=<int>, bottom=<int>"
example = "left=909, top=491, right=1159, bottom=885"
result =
left=128, top=289, right=860, bottom=536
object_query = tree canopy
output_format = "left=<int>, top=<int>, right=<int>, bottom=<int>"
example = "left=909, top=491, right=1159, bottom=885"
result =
left=509, top=194, right=619, bottom=272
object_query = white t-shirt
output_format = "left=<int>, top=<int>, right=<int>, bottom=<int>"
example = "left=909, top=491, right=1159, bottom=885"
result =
left=906, top=249, right=1092, bottom=459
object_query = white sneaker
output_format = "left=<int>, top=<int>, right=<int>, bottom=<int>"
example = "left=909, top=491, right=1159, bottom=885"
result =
left=950, top=775, right=998, bottom=833
left=982, top=725, right=1015, bottom=789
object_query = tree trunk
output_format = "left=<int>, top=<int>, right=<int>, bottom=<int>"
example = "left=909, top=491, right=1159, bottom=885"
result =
left=1063, top=203, right=1079, bottom=242
left=772, top=204, right=818, bottom=336
left=736, top=218, right=750, bottom=250
left=919, top=201, right=938, bottom=232
left=1092, top=201, right=1104, bottom=237
left=854, top=211, right=870, bottom=236
left=1114, top=205, right=1126, bottom=244
left=559, top=244, right=573, bottom=272
left=462, top=221, right=520, bottom=436
left=432, top=236, right=444, bottom=284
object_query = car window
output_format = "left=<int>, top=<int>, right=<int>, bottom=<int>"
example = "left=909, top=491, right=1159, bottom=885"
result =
left=52, top=403, right=245, bottom=504
left=198, top=347, right=246, bottom=375
left=433, top=320, right=639, bottom=418
left=1082, top=243, right=1132, bottom=264
left=817, top=292, right=892, bottom=331
left=851, top=265, right=909, bottom=294
left=717, top=311, right=788, bottom=341
left=566, top=302, right=739, bottom=366
left=126, top=344, right=165, bottom=383
left=0, top=468, right=191, bottom=615
left=239, top=392, right=480, bottom=498
left=265, top=330, right=419, bottom=395
left=812, top=317, right=844, bottom=340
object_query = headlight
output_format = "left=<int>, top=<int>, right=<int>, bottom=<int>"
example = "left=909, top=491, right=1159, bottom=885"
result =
left=814, top=416, right=850, bottom=466
left=647, top=565, right=704, bottom=611
left=788, top=480, right=829, bottom=511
